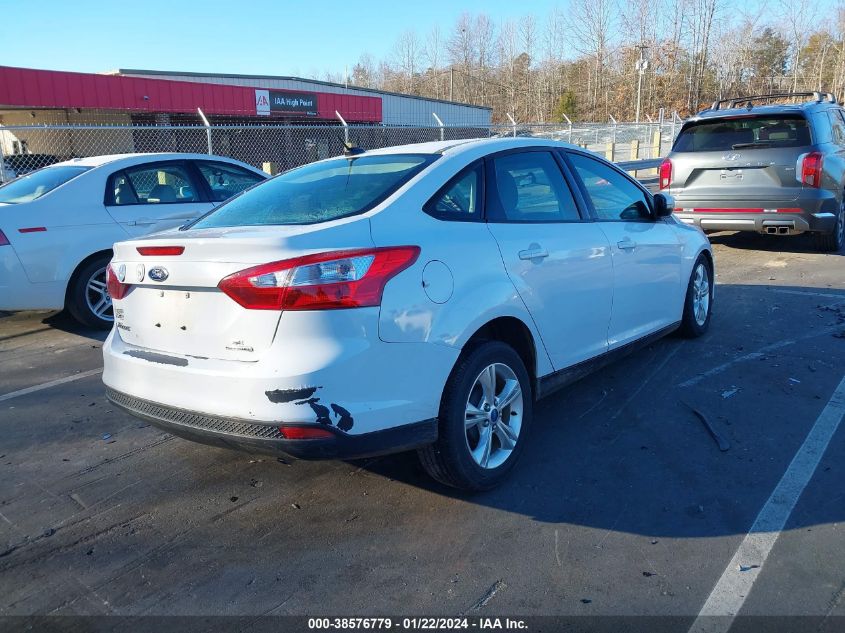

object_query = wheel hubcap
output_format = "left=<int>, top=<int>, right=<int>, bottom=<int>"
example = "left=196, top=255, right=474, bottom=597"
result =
left=85, top=267, right=113, bottom=322
left=464, top=363, right=523, bottom=470
left=692, top=263, right=710, bottom=327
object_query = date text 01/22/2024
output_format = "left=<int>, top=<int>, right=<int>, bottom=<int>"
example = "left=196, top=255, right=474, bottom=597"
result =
left=306, top=617, right=528, bottom=630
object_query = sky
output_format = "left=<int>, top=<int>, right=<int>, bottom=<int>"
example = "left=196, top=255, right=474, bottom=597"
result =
left=2, top=0, right=565, bottom=78
left=3, top=0, right=833, bottom=79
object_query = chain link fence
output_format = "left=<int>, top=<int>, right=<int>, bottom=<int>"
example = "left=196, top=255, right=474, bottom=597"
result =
left=0, top=121, right=682, bottom=182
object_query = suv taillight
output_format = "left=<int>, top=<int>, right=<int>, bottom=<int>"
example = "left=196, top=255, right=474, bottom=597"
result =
left=801, top=152, right=823, bottom=188
left=218, top=247, right=420, bottom=311
left=0, top=230, right=9, bottom=246
left=659, top=159, right=672, bottom=190
left=105, top=264, right=131, bottom=300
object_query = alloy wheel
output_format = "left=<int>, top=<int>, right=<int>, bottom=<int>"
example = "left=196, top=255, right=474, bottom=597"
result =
left=464, top=363, right=523, bottom=470
left=85, top=267, right=114, bottom=322
left=692, top=262, right=710, bottom=327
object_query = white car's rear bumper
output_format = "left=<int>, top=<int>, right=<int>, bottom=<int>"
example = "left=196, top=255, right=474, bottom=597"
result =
left=102, top=308, right=459, bottom=457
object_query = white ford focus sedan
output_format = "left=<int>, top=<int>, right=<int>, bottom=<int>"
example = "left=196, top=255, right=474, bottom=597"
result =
left=0, top=153, right=267, bottom=328
left=102, top=138, right=713, bottom=490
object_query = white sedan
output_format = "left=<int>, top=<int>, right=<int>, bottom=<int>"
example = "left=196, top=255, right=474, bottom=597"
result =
left=0, top=153, right=267, bottom=328
left=102, top=138, right=713, bottom=490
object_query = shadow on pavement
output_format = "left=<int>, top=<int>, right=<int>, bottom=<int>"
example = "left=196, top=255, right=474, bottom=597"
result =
left=707, top=230, right=844, bottom=256
left=352, top=282, right=845, bottom=537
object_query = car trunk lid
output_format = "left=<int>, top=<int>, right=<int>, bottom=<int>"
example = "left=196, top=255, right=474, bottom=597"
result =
left=111, top=220, right=373, bottom=362
left=668, top=113, right=812, bottom=201
left=670, top=146, right=803, bottom=201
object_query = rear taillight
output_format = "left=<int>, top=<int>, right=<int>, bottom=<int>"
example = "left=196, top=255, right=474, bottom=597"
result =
left=800, top=152, right=823, bottom=188
left=659, top=159, right=672, bottom=190
left=137, top=246, right=184, bottom=256
left=0, top=230, right=8, bottom=246
left=106, top=263, right=131, bottom=300
left=218, top=246, right=420, bottom=311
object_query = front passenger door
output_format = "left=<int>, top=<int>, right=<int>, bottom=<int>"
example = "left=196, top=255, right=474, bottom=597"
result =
left=566, top=152, right=683, bottom=349
left=104, top=161, right=213, bottom=237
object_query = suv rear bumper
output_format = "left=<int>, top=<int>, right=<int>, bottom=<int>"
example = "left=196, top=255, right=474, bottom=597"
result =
left=672, top=209, right=837, bottom=234
left=107, top=388, right=438, bottom=460
left=671, top=189, right=839, bottom=234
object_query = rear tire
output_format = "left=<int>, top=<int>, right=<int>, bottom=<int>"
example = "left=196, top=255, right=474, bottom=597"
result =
left=677, top=255, right=713, bottom=338
left=66, top=255, right=114, bottom=330
left=813, top=202, right=844, bottom=252
left=418, top=341, right=532, bottom=491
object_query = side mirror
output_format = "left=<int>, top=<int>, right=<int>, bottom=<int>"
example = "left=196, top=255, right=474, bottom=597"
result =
left=653, top=193, right=674, bottom=218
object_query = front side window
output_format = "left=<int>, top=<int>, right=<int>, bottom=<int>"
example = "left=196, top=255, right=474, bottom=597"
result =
left=568, top=153, right=652, bottom=222
left=191, top=154, right=437, bottom=228
left=108, top=163, right=199, bottom=206
left=425, top=164, right=482, bottom=219
left=0, top=166, right=89, bottom=204
left=195, top=161, right=265, bottom=202
left=488, top=151, right=580, bottom=222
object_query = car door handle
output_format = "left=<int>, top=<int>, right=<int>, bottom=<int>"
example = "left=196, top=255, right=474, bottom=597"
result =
left=518, top=248, right=549, bottom=260
left=617, top=238, right=637, bottom=250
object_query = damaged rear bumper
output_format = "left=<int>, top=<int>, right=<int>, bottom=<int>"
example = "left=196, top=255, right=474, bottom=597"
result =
left=107, top=388, right=438, bottom=460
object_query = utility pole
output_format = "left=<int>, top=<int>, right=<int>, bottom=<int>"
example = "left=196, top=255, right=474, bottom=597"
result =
left=635, top=44, right=650, bottom=124
left=449, top=68, right=454, bottom=101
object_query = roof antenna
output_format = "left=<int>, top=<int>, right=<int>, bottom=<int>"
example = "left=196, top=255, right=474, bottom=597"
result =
left=746, top=101, right=753, bottom=111
left=342, top=140, right=365, bottom=156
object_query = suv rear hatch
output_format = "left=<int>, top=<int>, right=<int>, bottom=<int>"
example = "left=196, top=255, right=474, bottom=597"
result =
left=668, top=114, right=811, bottom=203
left=110, top=221, right=373, bottom=362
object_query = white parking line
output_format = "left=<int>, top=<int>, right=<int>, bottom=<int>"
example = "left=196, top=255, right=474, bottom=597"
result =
left=688, top=374, right=845, bottom=633
left=679, top=324, right=841, bottom=388
left=0, top=368, right=103, bottom=403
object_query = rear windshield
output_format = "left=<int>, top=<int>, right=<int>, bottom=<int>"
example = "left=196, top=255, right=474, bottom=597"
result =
left=190, top=153, right=438, bottom=228
left=673, top=115, right=812, bottom=152
left=0, top=165, right=90, bottom=204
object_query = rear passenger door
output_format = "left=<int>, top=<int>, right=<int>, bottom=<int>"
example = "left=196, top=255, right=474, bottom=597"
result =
left=565, top=151, right=683, bottom=348
left=485, top=149, right=614, bottom=370
left=104, top=161, right=213, bottom=237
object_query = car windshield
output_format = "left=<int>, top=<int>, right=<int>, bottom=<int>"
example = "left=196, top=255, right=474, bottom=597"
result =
left=673, top=115, right=812, bottom=152
left=190, top=153, right=438, bottom=228
left=0, top=166, right=90, bottom=204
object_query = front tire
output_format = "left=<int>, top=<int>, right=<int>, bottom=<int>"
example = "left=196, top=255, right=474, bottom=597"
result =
left=418, top=341, right=533, bottom=491
left=66, top=255, right=114, bottom=330
left=678, top=255, right=713, bottom=338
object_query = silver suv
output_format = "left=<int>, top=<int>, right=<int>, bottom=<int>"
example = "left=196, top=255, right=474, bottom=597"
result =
left=664, top=92, right=845, bottom=251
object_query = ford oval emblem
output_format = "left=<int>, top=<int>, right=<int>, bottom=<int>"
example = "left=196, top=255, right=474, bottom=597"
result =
left=148, top=266, right=169, bottom=282
left=723, top=152, right=741, bottom=161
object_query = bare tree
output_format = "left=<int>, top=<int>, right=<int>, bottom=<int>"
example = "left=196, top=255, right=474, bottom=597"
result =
left=392, top=30, right=422, bottom=94
left=566, top=0, right=615, bottom=118
left=778, top=0, right=812, bottom=92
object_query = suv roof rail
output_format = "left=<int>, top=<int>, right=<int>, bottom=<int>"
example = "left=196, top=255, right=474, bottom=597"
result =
left=707, top=92, right=838, bottom=111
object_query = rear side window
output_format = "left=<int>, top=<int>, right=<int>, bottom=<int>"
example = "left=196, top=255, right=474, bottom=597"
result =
left=828, top=111, right=845, bottom=146
left=191, top=154, right=437, bottom=228
left=673, top=115, right=812, bottom=152
left=425, top=164, right=482, bottom=220
left=0, top=166, right=89, bottom=204
left=107, top=162, right=199, bottom=205
left=195, top=161, right=265, bottom=202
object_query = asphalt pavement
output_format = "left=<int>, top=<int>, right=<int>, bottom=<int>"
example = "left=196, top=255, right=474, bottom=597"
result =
left=0, top=231, right=843, bottom=630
